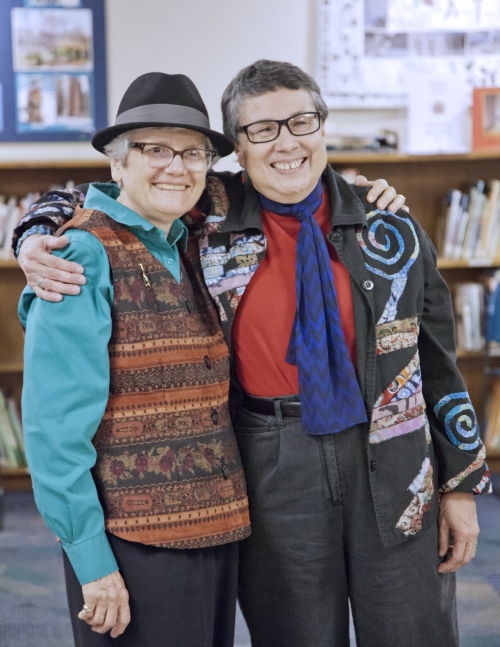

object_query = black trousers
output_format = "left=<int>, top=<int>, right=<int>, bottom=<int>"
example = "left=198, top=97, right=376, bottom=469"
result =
left=63, top=533, right=238, bottom=647
left=235, top=403, right=458, bottom=647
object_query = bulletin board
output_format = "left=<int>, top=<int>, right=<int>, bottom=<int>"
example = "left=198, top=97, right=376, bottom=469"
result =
left=0, top=0, right=107, bottom=142
left=316, top=0, right=500, bottom=109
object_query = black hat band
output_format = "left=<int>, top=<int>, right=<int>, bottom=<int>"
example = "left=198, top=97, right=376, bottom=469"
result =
left=115, top=104, right=210, bottom=129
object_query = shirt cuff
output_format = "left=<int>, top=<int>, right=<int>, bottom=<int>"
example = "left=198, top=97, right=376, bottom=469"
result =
left=14, top=224, right=54, bottom=258
left=64, top=531, right=119, bottom=585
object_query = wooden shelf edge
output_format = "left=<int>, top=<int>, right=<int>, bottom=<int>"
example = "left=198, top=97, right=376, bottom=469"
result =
left=0, top=260, right=20, bottom=269
left=438, top=258, right=500, bottom=269
left=0, top=159, right=109, bottom=170
left=328, top=149, right=500, bottom=164
left=0, top=362, right=23, bottom=374
left=0, top=466, right=31, bottom=492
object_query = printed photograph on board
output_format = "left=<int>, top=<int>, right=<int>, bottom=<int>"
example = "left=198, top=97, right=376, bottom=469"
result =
left=12, top=8, right=93, bottom=72
left=24, top=1, right=82, bottom=7
left=16, top=73, right=94, bottom=133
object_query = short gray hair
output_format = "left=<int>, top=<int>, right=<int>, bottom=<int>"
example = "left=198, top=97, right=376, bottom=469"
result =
left=221, top=60, right=328, bottom=143
left=103, top=127, right=215, bottom=165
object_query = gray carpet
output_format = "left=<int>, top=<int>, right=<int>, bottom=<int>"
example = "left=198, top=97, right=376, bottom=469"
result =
left=1, top=485, right=500, bottom=647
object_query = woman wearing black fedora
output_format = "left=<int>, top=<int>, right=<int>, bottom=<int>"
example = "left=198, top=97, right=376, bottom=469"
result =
left=19, top=73, right=250, bottom=646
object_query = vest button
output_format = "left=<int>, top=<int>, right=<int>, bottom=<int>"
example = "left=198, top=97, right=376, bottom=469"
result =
left=167, top=259, right=174, bottom=265
left=204, top=355, right=212, bottom=369
left=211, top=408, right=219, bottom=424
left=330, top=231, right=343, bottom=243
left=370, top=460, right=377, bottom=472
left=222, top=464, right=230, bottom=480
left=362, top=280, right=374, bottom=291
left=186, top=300, right=193, bottom=313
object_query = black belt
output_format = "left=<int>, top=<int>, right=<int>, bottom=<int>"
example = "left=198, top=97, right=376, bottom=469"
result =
left=242, top=394, right=302, bottom=418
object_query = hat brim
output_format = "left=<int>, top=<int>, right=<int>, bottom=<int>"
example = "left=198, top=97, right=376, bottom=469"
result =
left=92, top=122, right=234, bottom=158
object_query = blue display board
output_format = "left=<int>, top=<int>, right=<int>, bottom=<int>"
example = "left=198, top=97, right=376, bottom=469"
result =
left=0, top=0, right=107, bottom=142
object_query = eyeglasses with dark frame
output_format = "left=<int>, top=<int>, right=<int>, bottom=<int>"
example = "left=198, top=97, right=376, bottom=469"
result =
left=128, top=142, right=217, bottom=171
left=237, top=112, right=322, bottom=144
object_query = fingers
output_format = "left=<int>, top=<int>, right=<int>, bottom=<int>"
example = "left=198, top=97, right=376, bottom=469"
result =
left=438, top=534, right=467, bottom=573
left=353, top=174, right=369, bottom=186
left=111, top=601, right=131, bottom=638
left=18, top=234, right=86, bottom=301
left=438, top=516, right=450, bottom=558
left=79, top=571, right=130, bottom=637
left=387, top=195, right=409, bottom=213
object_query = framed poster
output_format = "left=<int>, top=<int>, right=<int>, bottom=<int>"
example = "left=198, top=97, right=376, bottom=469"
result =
left=316, top=0, right=500, bottom=109
left=0, top=0, right=106, bottom=142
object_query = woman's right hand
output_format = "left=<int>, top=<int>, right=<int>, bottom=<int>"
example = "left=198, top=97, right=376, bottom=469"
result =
left=78, top=570, right=131, bottom=637
left=18, top=233, right=86, bottom=302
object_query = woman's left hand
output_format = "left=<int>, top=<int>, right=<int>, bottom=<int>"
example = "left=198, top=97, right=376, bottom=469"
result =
left=78, top=570, right=131, bottom=637
left=354, top=175, right=409, bottom=213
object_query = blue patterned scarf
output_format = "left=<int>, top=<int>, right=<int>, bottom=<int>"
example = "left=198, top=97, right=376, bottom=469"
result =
left=258, top=180, right=367, bottom=434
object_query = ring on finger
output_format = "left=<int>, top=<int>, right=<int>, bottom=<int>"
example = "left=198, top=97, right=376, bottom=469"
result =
left=94, top=615, right=105, bottom=620
left=37, top=277, right=44, bottom=289
left=82, top=604, right=94, bottom=615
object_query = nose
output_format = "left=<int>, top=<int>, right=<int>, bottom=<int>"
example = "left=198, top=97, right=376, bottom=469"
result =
left=275, top=125, right=300, bottom=151
left=163, top=152, right=186, bottom=175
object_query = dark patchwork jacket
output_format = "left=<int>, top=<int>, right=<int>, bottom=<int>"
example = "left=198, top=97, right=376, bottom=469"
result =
left=14, top=166, right=491, bottom=547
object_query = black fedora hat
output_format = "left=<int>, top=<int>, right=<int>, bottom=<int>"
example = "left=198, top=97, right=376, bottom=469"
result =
left=92, top=72, right=234, bottom=157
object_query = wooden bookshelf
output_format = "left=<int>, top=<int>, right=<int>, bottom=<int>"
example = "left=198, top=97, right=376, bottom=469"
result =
left=0, top=161, right=111, bottom=491
left=329, top=150, right=500, bottom=470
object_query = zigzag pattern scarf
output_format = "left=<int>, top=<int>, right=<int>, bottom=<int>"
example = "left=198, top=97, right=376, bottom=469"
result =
left=258, top=180, right=367, bottom=435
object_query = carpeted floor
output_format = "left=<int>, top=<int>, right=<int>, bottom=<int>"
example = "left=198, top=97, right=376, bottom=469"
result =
left=1, top=483, right=500, bottom=647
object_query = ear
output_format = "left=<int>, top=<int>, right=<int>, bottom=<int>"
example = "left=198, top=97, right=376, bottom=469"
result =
left=109, top=158, right=123, bottom=184
left=234, top=142, right=246, bottom=169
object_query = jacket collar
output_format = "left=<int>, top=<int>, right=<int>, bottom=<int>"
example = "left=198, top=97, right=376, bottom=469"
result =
left=220, top=164, right=367, bottom=233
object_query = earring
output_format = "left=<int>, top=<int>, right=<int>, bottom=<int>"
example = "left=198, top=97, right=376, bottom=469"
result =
left=117, top=180, right=123, bottom=190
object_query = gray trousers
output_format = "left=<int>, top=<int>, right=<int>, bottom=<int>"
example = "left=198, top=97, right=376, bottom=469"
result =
left=234, top=401, right=458, bottom=647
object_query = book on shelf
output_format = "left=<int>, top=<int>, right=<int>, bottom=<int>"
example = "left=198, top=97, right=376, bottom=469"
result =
left=0, top=391, right=26, bottom=470
left=454, top=282, right=486, bottom=352
left=484, top=377, right=500, bottom=452
left=437, top=179, right=500, bottom=263
left=0, top=180, right=75, bottom=261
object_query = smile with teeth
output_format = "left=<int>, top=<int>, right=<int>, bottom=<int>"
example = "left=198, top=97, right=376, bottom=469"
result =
left=154, top=183, right=187, bottom=191
left=272, top=158, right=306, bottom=171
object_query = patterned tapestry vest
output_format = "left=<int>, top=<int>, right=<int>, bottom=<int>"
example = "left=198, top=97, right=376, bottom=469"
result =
left=59, top=207, right=250, bottom=549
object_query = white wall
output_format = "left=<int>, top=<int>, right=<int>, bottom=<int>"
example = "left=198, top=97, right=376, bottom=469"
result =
left=0, top=0, right=402, bottom=167
left=0, top=0, right=315, bottom=167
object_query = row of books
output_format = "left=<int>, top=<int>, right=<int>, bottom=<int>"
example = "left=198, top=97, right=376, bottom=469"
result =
left=0, top=193, right=40, bottom=260
left=0, top=391, right=26, bottom=470
left=0, top=181, right=74, bottom=260
left=436, top=180, right=500, bottom=262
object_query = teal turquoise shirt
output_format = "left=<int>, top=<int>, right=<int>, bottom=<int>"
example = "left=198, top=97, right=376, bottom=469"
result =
left=19, top=183, right=188, bottom=585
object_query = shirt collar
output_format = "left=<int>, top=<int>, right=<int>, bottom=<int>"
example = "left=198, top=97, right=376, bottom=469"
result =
left=84, top=183, right=188, bottom=250
left=220, top=165, right=367, bottom=232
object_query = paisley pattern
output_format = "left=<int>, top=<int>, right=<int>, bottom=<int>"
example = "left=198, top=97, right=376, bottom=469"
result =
left=440, top=445, right=487, bottom=493
left=357, top=210, right=420, bottom=324
left=375, top=316, right=419, bottom=355
left=396, top=456, right=435, bottom=537
left=374, top=352, right=421, bottom=408
left=434, top=392, right=481, bottom=451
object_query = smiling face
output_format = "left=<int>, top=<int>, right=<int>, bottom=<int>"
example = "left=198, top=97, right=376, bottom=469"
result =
left=234, top=88, right=327, bottom=204
left=109, top=127, right=208, bottom=233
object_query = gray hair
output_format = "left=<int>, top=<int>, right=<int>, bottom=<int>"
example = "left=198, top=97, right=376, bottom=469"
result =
left=103, top=127, right=215, bottom=166
left=221, top=59, right=329, bottom=143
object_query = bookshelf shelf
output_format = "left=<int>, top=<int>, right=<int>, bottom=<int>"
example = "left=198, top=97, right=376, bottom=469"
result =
left=327, top=150, right=500, bottom=165
left=0, top=363, right=23, bottom=374
left=438, top=259, right=500, bottom=269
left=0, top=466, right=31, bottom=492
